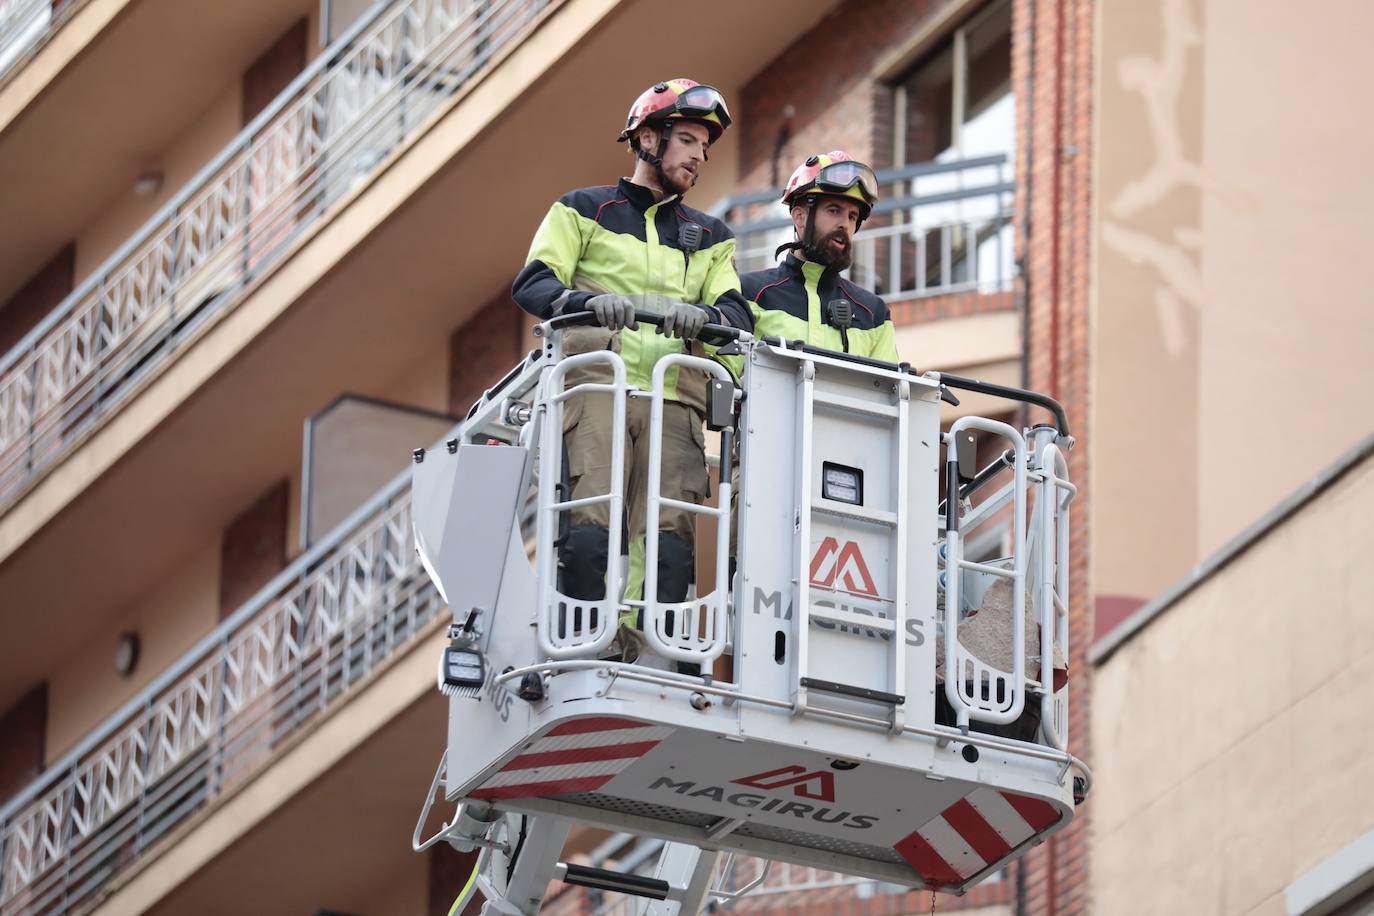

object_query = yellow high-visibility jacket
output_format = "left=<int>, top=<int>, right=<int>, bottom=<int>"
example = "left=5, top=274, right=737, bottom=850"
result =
left=726, top=254, right=898, bottom=378
left=512, top=178, right=752, bottom=413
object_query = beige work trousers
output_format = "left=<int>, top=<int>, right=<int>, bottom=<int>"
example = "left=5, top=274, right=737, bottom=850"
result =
left=562, top=391, right=710, bottom=598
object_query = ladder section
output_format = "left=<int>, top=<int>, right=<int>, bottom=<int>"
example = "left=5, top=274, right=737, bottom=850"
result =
left=747, top=347, right=939, bottom=736
left=637, top=844, right=722, bottom=916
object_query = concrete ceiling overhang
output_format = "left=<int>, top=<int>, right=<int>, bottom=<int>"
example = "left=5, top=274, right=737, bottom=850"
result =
left=99, top=622, right=449, bottom=916
left=0, top=0, right=838, bottom=714
left=0, top=0, right=315, bottom=302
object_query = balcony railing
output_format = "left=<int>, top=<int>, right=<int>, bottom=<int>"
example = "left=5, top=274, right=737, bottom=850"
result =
left=0, top=0, right=550, bottom=514
left=713, top=154, right=1015, bottom=305
left=0, top=464, right=438, bottom=916
left=0, top=338, right=546, bottom=916
left=0, top=0, right=78, bottom=83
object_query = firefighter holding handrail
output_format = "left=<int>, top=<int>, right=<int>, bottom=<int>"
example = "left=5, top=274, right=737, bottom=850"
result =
left=511, top=79, right=752, bottom=653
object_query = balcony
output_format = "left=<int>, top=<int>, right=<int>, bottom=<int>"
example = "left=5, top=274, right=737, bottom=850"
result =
left=0, top=1, right=78, bottom=82
left=0, top=461, right=442, bottom=915
left=0, top=0, right=562, bottom=713
left=0, top=0, right=320, bottom=306
left=715, top=154, right=1016, bottom=305
left=0, top=0, right=838, bottom=719
left=0, top=0, right=554, bottom=514
left=716, top=155, right=1021, bottom=421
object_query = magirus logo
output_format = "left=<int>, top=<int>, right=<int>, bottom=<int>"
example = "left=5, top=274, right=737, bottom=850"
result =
left=732, top=765, right=835, bottom=802
left=647, top=765, right=879, bottom=830
left=810, top=537, right=880, bottom=599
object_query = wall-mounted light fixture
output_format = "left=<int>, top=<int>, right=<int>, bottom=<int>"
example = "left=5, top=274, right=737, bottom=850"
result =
left=114, top=632, right=141, bottom=677
left=133, top=171, right=164, bottom=196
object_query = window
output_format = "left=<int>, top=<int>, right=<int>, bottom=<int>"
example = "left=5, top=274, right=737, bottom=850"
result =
left=888, top=1, right=1015, bottom=293
left=894, top=1, right=1013, bottom=166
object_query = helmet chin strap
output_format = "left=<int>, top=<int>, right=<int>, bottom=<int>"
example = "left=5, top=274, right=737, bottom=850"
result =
left=774, top=197, right=818, bottom=259
left=634, top=123, right=678, bottom=195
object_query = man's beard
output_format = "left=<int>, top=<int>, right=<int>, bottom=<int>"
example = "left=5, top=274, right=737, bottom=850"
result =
left=802, top=231, right=853, bottom=270
left=657, top=162, right=697, bottom=196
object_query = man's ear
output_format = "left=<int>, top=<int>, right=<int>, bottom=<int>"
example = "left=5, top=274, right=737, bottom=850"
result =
left=634, top=124, right=661, bottom=153
left=790, top=204, right=808, bottom=235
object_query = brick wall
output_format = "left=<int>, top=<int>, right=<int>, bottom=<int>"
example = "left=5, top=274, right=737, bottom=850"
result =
left=738, top=0, right=1097, bottom=912
left=448, top=290, right=526, bottom=417
left=0, top=242, right=73, bottom=354
left=891, top=290, right=1014, bottom=328
left=219, top=479, right=289, bottom=616
left=0, top=684, right=47, bottom=808
left=736, top=0, right=961, bottom=192
left=1010, top=0, right=1095, bottom=912
left=781, top=879, right=1010, bottom=915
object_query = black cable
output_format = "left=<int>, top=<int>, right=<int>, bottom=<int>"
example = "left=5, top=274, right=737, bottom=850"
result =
left=505, top=814, right=528, bottom=886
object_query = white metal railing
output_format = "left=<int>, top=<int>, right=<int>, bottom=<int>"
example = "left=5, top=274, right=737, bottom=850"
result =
left=0, top=0, right=65, bottom=82
left=1032, top=430, right=1074, bottom=752
left=716, top=155, right=1014, bottom=304
left=713, top=856, right=889, bottom=911
left=0, top=0, right=550, bottom=513
left=527, top=333, right=737, bottom=668
left=942, top=416, right=1029, bottom=728
left=640, top=354, right=733, bottom=664
left=0, top=343, right=544, bottom=916
left=535, top=351, right=628, bottom=661
left=0, top=470, right=437, bottom=915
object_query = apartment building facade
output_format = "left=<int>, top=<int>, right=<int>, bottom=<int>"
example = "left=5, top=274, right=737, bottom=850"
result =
left=1086, top=1, right=1374, bottom=914
left=1, top=0, right=1366, bottom=914
left=0, top=0, right=1067, bottom=911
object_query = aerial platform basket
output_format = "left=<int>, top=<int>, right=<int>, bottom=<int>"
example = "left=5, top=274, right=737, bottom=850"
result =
left=409, top=312, right=1090, bottom=914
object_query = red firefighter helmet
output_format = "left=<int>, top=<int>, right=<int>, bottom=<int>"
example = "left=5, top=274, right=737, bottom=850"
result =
left=781, top=151, right=879, bottom=218
left=617, top=78, right=732, bottom=144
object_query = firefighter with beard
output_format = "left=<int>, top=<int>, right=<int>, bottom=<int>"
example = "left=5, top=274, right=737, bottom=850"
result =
left=740, top=151, right=898, bottom=361
left=708, top=153, right=898, bottom=598
left=511, top=79, right=752, bottom=654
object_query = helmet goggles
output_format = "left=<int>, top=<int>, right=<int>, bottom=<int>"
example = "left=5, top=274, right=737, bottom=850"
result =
left=810, top=159, right=878, bottom=204
left=656, top=84, right=733, bottom=134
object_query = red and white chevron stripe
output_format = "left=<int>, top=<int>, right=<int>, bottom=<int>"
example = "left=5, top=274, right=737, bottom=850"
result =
left=470, top=717, right=672, bottom=800
left=894, top=787, right=1062, bottom=887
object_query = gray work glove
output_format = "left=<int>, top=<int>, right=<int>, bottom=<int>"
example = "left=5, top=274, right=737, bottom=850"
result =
left=661, top=302, right=711, bottom=339
left=585, top=294, right=638, bottom=331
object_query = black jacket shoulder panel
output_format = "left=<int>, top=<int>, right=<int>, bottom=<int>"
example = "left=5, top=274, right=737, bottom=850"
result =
left=556, top=185, right=623, bottom=218
left=740, top=266, right=788, bottom=301
left=741, top=266, right=807, bottom=322
left=742, top=260, right=891, bottom=330
left=556, top=185, right=646, bottom=239
left=677, top=203, right=736, bottom=243
left=837, top=278, right=891, bottom=327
